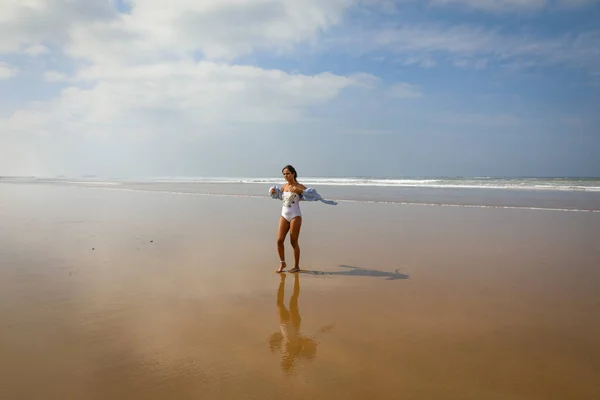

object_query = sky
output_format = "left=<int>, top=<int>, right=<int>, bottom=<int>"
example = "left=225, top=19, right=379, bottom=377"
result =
left=0, top=0, right=599, bottom=178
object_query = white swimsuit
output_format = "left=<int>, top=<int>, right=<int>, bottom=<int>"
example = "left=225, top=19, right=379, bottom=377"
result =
left=282, top=192, right=302, bottom=222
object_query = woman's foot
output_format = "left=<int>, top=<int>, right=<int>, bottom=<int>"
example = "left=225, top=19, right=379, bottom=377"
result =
left=289, top=266, right=300, bottom=273
left=276, top=261, right=287, bottom=273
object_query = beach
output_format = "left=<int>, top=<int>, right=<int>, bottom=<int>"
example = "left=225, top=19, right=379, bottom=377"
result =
left=1, top=181, right=599, bottom=399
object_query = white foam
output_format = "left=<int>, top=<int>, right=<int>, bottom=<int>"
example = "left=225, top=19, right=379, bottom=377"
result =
left=6, top=176, right=600, bottom=193
left=114, top=177, right=600, bottom=192
left=62, top=181, right=120, bottom=186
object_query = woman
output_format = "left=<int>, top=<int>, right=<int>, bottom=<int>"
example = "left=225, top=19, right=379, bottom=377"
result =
left=269, top=165, right=337, bottom=273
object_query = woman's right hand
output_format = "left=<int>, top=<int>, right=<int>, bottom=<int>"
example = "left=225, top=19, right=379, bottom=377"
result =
left=270, top=188, right=276, bottom=194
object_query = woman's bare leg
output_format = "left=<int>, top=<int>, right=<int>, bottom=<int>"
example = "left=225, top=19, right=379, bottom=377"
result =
left=289, top=217, right=302, bottom=272
left=290, top=274, right=301, bottom=327
left=277, top=217, right=290, bottom=273
left=277, top=274, right=290, bottom=322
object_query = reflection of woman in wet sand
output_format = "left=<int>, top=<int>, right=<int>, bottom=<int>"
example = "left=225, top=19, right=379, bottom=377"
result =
left=268, top=273, right=317, bottom=374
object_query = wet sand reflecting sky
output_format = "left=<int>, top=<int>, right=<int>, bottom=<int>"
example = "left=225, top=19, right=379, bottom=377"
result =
left=1, top=184, right=599, bottom=399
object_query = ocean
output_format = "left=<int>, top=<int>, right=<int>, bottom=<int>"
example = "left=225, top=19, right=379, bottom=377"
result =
left=2, top=176, right=600, bottom=212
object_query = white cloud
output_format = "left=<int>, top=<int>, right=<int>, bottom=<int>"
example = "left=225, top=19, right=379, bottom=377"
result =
left=0, top=0, right=375, bottom=139
left=401, top=55, right=437, bottom=68
left=387, top=82, right=423, bottom=98
left=60, top=0, right=357, bottom=63
left=1, top=58, right=378, bottom=175
left=1, top=0, right=595, bottom=177
left=0, top=62, right=18, bottom=79
left=1, top=0, right=358, bottom=60
left=359, top=0, right=403, bottom=12
left=376, top=25, right=509, bottom=54
left=4, top=61, right=374, bottom=137
left=1, top=0, right=391, bottom=177
left=372, top=25, right=600, bottom=72
left=0, top=0, right=115, bottom=54
left=24, top=44, right=50, bottom=56
left=0, top=136, right=44, bottom=176
left=44, top=70, right=68, bottom=82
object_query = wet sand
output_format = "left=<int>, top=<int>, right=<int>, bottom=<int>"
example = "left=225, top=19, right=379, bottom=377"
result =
left=1, top=183, right=599, bottom=399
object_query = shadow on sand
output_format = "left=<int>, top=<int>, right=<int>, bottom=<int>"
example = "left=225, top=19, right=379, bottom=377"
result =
left=300, top=265, right=409, bottom=281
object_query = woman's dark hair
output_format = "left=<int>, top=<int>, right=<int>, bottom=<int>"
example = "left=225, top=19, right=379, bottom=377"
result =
left=282, top=165, right=298, bottom=181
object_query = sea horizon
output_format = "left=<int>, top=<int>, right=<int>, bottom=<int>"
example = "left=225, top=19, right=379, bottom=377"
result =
left=3, top=175, right=600, bottom=192
left=2, top=174, right=600, bottom=179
